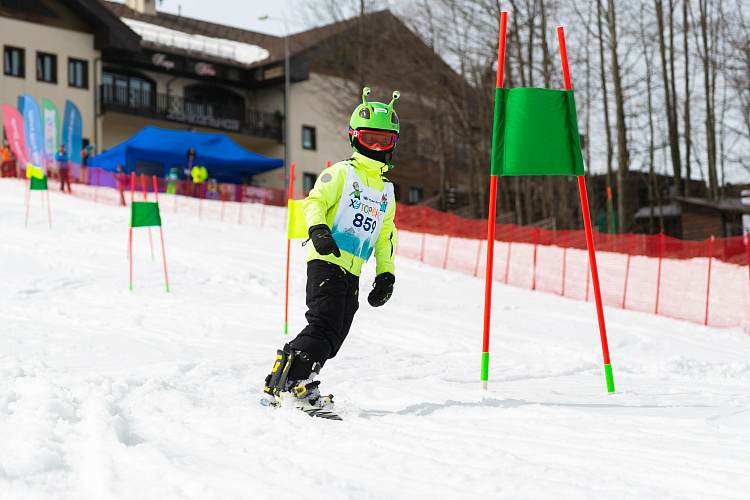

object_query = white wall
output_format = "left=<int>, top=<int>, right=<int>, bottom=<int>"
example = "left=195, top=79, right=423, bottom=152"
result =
left=0, top=17, right=98, bottom=147
left=254, top=72, right=353, bottom=192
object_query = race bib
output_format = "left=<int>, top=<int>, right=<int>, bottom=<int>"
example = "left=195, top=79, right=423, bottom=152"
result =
left=331, top=165, right=393, bottom=261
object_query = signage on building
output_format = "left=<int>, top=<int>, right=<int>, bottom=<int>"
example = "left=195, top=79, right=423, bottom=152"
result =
left=165, top=110, right=240, bottom=132
left=263, top=66, right=283, bottom=80
left=152, top=53, right=176, bottom=70
left=195, top=63, right=216, bottom=76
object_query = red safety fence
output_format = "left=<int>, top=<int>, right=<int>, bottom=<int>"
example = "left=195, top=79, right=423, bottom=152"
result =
left=395, top=204, right=750, bottom=330
left=16, top=166, right=747, bottom=331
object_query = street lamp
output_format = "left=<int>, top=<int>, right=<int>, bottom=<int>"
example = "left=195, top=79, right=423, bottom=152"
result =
left=259, top=15, right=291, bottom=194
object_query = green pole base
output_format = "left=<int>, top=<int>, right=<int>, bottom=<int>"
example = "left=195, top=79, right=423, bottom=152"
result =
left=165, top=284, right=170, bottom=293
left=604, top=363, right=615, bottom=393
left=129, top=281, right=132, bottom=291
left=480, top=352, right=489, bottom=389
left=284, top=322, right=288, bottom=335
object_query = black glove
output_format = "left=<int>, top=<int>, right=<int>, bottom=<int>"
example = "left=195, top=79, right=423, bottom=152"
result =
left=368, top=272, right=395, bottom=307
left=308, top=224, right=341, bottom=257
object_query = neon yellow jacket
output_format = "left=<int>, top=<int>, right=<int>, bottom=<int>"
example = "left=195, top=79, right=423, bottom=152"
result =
left=303, top=152, right=397, bottom=277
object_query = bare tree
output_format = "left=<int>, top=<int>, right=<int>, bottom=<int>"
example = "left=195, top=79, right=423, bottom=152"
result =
left=603, top=0, right=631, bottom=231
left=695, top=0, right=721, bottom=199
left=683, top=0, right=692, bottom=196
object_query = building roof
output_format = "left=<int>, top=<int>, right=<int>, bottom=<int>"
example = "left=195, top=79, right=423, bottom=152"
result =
left=634, top=203, right=682, bottom=219
left=0, top=0, right=141, bottom=52
left=670, top=196, right=750, bottom=215
left=102, top=0, right=302, bottom=66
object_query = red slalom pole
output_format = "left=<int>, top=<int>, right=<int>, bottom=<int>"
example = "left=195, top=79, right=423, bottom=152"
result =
left=129, top=172, right=135, bottom=290
left=46, top=189, right=51, bottom=228
left=141, top=174, right=154, bottom=261
left=704, top=236, right=714, bottom=325
left=153, top=175, right=170, bottom=292
left=481, top=10, right=507, bottom=390
left=284, top=163, right=296, bottom=335
left=24, top=181, right=31, bottom=227
left=559, top=26, right=614, bottom=392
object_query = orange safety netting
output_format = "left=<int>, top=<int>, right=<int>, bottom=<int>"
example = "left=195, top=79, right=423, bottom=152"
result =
left=61, top=168, right=750, bottom=330
left=395, top=204, right=750, bottom=330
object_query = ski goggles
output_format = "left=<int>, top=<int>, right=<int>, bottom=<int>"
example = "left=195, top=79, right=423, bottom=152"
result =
left=349, top=128, right=398, bottom=150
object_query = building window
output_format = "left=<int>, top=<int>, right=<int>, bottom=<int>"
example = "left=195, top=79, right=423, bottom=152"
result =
left=184, top=84, right=244, bottom=121
left=302, top=125, right=316, bottom=150
left=101, top=70, right=155, bottom=110
left=303, top=172, right=316, bottom=192
left=68, top=58, right=88, bottom=89
left=4, top=46, right=25, bottom=78
left=36, top=52, right=57, bottom=83
left=408, top=187, right=423, bottom=204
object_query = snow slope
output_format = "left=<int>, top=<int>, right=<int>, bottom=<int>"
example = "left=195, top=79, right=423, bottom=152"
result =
left=1, top=178, right=749, bottom=500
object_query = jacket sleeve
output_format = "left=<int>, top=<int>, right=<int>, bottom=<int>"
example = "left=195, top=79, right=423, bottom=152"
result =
left=302, top=163, right=348, bottom=230
left=373, top=189, right=397, bottom=276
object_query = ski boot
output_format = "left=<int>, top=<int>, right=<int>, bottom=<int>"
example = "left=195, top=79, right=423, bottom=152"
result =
left=263, top=344, right=334, bottom=408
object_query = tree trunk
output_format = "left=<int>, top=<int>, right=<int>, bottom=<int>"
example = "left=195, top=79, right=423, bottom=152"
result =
left=655, top=0, right=682, bottom=196
left=641, top=10, right=657, bottom=234
left=607, top=0, right=630, bottom=232
left=683, top=0, right=692, bottom=196
left=597, top=1, right=614, bottom=200
left=699, top=0, right=719, bottom=199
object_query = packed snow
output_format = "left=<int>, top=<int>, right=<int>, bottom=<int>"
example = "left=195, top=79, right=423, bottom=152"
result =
left=1, top=177, right=749, bottom=499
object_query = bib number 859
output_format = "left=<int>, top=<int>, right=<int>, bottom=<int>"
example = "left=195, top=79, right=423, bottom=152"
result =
left=353, top=213, right=377, bottom=233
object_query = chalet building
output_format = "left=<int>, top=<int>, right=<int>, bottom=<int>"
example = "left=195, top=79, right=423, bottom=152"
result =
left=1, top=0, right=469, bottom=207
left=589, top=171, right=748, bottom=239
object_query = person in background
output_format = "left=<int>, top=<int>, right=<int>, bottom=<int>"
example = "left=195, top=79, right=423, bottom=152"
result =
left=56, top=144, right=71, bottom=193
left=166, top=167, right=179, bottom=195
left=116, top=164, right=127, bottom=206
left=0, top=140, right=15, bottom=177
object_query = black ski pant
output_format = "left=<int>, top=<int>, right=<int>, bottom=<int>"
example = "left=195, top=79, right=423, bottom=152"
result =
left=286, top=259, right=359, bottom=380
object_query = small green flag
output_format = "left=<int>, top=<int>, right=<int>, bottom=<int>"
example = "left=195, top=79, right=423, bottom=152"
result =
left=491, top=88, right=585, bottom=177
left=30, top=175, right=48, bottom=191
left=130, top=201, right=162, bottom=228
left=287, top=199, right=307, bottom=239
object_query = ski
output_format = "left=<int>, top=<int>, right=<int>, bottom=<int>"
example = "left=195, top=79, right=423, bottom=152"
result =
left=260, top=397, right=343, bottom=421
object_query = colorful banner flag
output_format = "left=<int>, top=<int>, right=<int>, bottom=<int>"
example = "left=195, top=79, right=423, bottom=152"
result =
left=490, top=88, right=585, bottom=177
left=23, top=94, right=45, bottom=173
left=42, top=98, right=60, bottom=174
left=62, top=100, right=83, bottom=179
left=2, top=104, right=29, bottom=166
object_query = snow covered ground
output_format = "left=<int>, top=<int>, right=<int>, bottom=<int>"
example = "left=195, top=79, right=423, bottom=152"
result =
left=1, top=177, right=749, bottom=500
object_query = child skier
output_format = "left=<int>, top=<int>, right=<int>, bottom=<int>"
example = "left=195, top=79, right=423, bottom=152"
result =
left=263, top=87, right=400, bottom=409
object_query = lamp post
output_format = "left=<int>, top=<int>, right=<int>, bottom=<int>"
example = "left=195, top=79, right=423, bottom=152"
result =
left=259, top=15, right=291, bottom=194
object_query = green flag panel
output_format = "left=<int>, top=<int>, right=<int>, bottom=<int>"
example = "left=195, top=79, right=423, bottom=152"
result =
left=491, top=88, right=585, bottom=177
left=30, top=176, right=48, bottom=191
left=131, top=201, right=162, bottom=228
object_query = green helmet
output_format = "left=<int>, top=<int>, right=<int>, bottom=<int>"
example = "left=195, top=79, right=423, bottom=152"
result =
left=349, top=87, right=400, bottom=154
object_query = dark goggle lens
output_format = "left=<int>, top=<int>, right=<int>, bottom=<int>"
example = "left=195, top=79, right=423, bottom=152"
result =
left=359, top=130, right=396, bottom=149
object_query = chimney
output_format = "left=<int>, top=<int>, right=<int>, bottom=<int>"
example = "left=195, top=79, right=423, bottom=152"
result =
left=126, top=0, right=157, bottom=16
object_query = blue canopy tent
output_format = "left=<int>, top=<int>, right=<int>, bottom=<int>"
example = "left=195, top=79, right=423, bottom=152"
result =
left=88, top=126, right=283, bottom=184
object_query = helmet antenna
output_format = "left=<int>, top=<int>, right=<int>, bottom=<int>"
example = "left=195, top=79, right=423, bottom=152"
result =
left=388, top=91, right=400, bottom=108
left=362, top=87, right=371, bottom=105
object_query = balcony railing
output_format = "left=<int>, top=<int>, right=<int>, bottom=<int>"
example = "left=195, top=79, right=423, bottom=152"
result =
left=99, top=85, right=283, bottom=141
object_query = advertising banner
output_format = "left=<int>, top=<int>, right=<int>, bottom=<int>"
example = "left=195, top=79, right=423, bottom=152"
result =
left=2, top=103, right=28, bottom=167
left=62, top=100, right=83, bottom=179
left=23, top=94, right=45, bottom=174
left=42, top=98, right=60, bottom=174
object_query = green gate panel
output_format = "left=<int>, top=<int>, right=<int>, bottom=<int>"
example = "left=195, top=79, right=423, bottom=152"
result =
left=130, top=201, right=162, bottom=228
left=30, top=176, right=48, bottom=191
